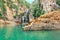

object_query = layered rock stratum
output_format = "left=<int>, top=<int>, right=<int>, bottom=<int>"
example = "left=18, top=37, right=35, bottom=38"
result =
left=23, top=11, right=60, bottom=30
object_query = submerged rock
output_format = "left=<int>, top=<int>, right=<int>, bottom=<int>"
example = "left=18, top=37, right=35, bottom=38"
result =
left=23, top=11, right=60, bottom=30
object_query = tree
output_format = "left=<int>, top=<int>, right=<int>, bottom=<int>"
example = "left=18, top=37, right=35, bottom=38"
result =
left=0, top=0, right=7, bottom=19
left=32, top=0, right=44, bottom=19
left=56, top=0, right=60, bottom=6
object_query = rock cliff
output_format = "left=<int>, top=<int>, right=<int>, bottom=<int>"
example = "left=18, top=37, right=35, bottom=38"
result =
left=23, top=11, right=60, bottom=30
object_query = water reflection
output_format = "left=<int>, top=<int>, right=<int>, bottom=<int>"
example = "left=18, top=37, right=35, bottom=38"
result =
left=0, top=24, right=4, bottom=29
left=0, top=25, right=60, bottom=40
left=5, top=24, right=15, bottom=39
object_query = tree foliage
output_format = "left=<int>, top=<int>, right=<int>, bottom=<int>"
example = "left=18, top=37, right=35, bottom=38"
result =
left=31, top=0, right=44, bottom=19
left=0, top=0, right=6, bottom=18
left=56, top=0, right=60, bottom=6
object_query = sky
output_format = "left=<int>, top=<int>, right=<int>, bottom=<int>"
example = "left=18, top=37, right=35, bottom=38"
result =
left=26, top=0, right=34, bottom=4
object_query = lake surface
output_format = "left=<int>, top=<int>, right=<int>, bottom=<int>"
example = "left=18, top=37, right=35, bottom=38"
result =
left=0, top=24, right=60, bottom=40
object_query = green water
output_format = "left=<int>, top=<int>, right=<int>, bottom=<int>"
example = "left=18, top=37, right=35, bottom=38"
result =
left=0, top=25, right=60, bottom=40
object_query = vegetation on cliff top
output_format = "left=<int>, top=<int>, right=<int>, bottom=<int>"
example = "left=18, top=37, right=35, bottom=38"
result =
left=0, top=0, right=60, bottom=24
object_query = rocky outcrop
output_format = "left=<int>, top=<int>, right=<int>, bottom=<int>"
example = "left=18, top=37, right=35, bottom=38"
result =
left=23, top=11, right=60, bottom=30
left=0, top=19, right=16, bottom=24
left=3, top=0, right=28, bottom=21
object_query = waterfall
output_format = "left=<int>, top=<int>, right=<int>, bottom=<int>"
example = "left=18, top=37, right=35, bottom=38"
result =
left=20, top=7, right=34, bottom=27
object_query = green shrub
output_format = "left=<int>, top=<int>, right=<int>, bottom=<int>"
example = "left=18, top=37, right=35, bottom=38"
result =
left=33, top=7, right=44, bottom=19
left=56, top=0, right=60, bottom=6
left=0, top=13, right=2, bottom=18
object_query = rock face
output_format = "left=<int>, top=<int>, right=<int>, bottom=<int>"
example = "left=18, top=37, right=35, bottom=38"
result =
left=23, top=11, right=60, bottom=30
left=5, top=5, right=14, bottom=20
left=41, top=0, right=60, bottom=13
left=0, top=19, right=16, bottom=24
left=1, top=0, right=28, bottom=21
